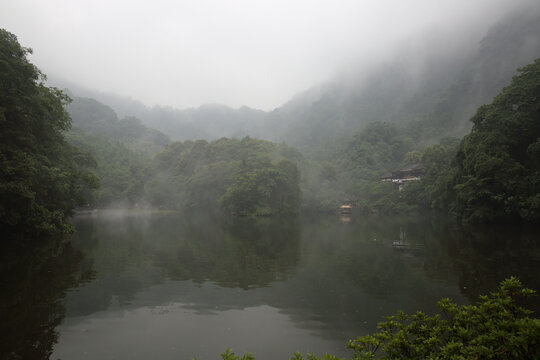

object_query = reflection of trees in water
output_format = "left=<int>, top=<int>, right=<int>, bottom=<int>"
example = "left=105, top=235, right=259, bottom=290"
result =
left=0, top=238, right=91, bottom=359
left=270, top=216, right=540, bottom=341
left=257, top=215, right=468, bottom=342
left=63, top=213, right=179, bottom=317
left=416, top=219, right=540, bottom=311
left=4, top=214, right=536, bottom=359
left=449, top=224, right=540, bottom=311
left=64, top=213, right=302, bottom=316
left=155, top=215, right=302, bottom=289
left=61, top=213, right=539, bottom=346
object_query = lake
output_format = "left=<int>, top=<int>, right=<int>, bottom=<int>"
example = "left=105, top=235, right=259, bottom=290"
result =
left=2, top=211, right=539, bottom=359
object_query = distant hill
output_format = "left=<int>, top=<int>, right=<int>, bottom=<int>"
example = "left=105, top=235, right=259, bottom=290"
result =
left=67, top=96, right=170, bottom=155
left=53, top=81, right=267, bottom=141
left=135, top=103, right=266, bottom=141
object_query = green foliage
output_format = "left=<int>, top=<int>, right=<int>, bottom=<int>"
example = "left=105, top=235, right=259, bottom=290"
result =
left=399, top=59, right=540, bottom=223
left=290, top=352, right=344, bottom=360
left=348, top=181, right=401, bottom=215
left=66, top=130, right=145, bottom=206
left=221, top=159, right=300, bottom=216
left=0, top=29, right=97, bottom=236
left=418, top=139, right=460, bottom=211
left=319, top=162, right=338, bottom=182
left=448, top=59, right=540, bottom=223
left=299, top=121, right=419, bottom=213
left=220, top=348, right=255, bottom=360
left=343, top=122, right=415, bottom=179
left=348, top=277, right=539, bottom=359
left=402, top=150, right=422, bottom=166
left=145, top=137, right=301, bottom=214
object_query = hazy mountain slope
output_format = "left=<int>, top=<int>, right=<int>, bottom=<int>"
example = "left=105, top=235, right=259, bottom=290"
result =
left=265, top=30, right=473, bottom=140
left=424, top=6, right=540, bottom=136
left=64, top=97, right=171, bottom=206
left=263, top=4, right=540, bottom=151
left=51, top=80, right=267, bottom=141
left=67, top=97, right=170, bottom=154
left=137, top=103, right=266, bottom=141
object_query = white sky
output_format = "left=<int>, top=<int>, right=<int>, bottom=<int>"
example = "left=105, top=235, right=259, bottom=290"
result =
left=0, top=0, right=528, bottom=110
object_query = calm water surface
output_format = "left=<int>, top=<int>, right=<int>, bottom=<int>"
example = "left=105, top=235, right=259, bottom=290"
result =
left=2, top=211, right=539, bottom=359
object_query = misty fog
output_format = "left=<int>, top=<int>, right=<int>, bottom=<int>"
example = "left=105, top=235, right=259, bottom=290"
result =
left=0, top=0, right=533, bottom=111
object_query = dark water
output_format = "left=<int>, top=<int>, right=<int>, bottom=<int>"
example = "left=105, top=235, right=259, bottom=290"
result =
left=2, top=211, right=539, bottom=359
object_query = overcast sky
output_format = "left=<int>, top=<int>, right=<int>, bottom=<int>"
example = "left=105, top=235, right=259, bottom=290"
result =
left=0, top=0, right=531, bottom=110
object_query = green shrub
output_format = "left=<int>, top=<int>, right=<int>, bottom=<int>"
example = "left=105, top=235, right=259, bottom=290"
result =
left=350, top=276, right=539, bottom=359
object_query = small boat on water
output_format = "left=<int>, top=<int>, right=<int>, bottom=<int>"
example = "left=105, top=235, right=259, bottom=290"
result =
left=340, top=205, right=352, bottom=214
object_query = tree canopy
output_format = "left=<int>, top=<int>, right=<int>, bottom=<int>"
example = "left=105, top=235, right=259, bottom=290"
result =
left=440, top=59, right=540, bottom=223
left=145, top=137, right=302, bottom=215
left=0, top=29, right=97, bottom=237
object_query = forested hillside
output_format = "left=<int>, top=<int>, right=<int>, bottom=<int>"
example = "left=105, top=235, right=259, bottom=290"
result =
left=328, top=58, right=540, bottom=223
left=436, top=59, right=540, bottom=223
left=62, top=97, right=170, bottom=207
left=67, top=96, right=170, bottom=154
left=66, top=132, right=147, bottom=207
left=50, top=80, right=266, bottom=141
left=59, top=93, right=303, bottom=212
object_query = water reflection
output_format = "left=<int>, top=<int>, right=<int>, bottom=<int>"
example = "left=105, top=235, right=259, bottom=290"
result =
left=156, top=215, right=301, bottom=288
left=63, top=212, right=302, bottom=318
left=447, top=223, right=540, bottom=309
left=0, top=238, right=92, bottom=359
left=2, top=212, right=538, bottom=360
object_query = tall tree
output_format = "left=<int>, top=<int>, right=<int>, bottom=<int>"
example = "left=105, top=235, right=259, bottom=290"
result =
left=0, top=29, right=97, bottom=237
left=450, top=59, right=540, bottom=223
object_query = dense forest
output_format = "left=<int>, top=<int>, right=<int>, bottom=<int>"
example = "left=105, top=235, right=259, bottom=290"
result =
left=0, top=29, right=97, bottom=237
left=429, top=60, right=540, bottom=223
left=1, top=12, right=540, bottom=239
left=144, top=137, right=301, bottom=215
left=67, top=99, right=303, bottom=214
